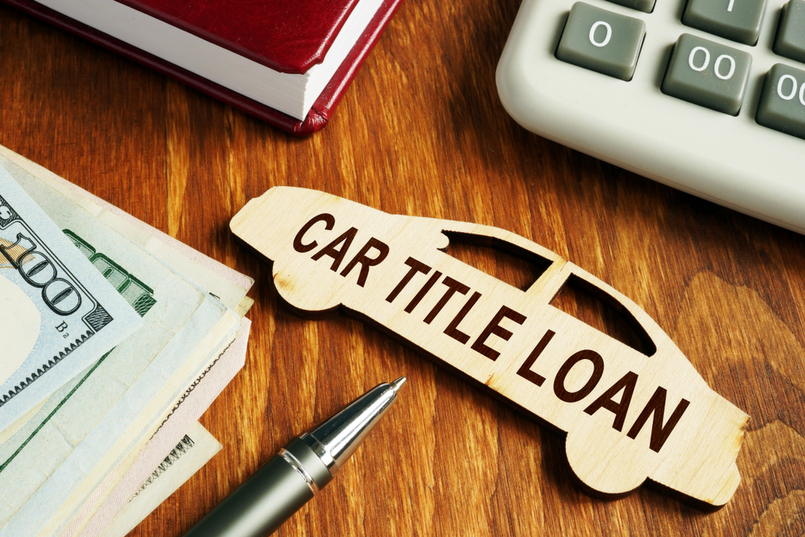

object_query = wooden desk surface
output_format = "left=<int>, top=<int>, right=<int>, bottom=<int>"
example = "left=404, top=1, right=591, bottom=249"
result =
left=1, top=1, right=804, bottom=535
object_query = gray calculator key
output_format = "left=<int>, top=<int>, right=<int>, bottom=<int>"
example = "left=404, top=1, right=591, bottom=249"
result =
left=756, top=64, right=805, bottom=139
left=682, top=0, right=766, bottom=45
left=606, top=0, right=655, bottom=14
left=774, top=0, right=805, bottom=64
left=556, top=2, right=646, bottom=81
left=661, top=34, right=752, bottom=115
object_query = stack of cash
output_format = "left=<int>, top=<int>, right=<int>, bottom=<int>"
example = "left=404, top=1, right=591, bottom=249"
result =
left=0, top=146, right=254, bottom=537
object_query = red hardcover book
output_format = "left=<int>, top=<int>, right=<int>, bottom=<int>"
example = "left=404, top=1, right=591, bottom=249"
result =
left=1, top=0, right=404, bottom=135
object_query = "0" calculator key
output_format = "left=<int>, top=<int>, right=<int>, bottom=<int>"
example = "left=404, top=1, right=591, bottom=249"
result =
left=556, top=2, right=647, bottom=81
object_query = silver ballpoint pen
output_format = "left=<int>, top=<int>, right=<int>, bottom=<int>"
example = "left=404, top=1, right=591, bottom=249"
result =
left=183, top=377, right=406, bottom=537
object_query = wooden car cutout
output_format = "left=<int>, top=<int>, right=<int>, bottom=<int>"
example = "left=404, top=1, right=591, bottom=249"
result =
left=231, top=186, right=748, bottom=506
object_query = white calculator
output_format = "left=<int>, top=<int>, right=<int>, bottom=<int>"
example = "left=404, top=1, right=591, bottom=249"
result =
left=496, top=0, right=805, bottom=233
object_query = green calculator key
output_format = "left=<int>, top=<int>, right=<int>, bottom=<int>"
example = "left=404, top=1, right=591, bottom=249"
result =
left=556, top=2, right=646, bottom=81
left=774, top=0, right=805, bottom=64
left=607, top=0, right=656, bottom=14
left=682, top=0, right=766, bottom=45
left=661, top=34, right=752, bottom=115
left=756, top=64, right=805, bottom=140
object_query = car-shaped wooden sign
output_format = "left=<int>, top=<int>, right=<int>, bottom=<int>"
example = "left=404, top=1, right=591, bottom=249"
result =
left=231, top=186, right=748, bottom=506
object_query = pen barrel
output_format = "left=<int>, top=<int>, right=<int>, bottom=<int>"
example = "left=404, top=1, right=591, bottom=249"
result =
left=183, top=438, right=332, bottom=537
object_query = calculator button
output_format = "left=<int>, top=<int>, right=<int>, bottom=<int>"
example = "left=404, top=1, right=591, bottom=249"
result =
left=682, top=0, right=766, bottom=46
left=556, top=2, right=646, bottom=81
left=756, top=64, right=805, bottom=139
left=606, top=0, right=655, bottom=14
left=774, top=0, right=805, bottom=64
left=661, top=34, right=752, bottom=115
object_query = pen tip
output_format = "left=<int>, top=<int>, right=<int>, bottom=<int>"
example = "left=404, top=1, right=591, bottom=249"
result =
left=390, top=376, right=407, bottom=392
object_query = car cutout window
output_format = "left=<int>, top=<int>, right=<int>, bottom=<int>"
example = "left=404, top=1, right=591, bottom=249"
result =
left=441, top=230, right=656, bottom=357
left=550, top=273, right=657, bottom=357
left=440, top=230, right=555, bottom=292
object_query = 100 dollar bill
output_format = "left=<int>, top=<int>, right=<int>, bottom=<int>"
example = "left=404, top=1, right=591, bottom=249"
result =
left=0, top=150, right=250, bottom=537
left=0, top=167, right=142, bottom=434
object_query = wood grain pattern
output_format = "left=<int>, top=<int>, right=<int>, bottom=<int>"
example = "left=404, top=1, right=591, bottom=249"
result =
left=0, top=0, right=803, bottom=534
